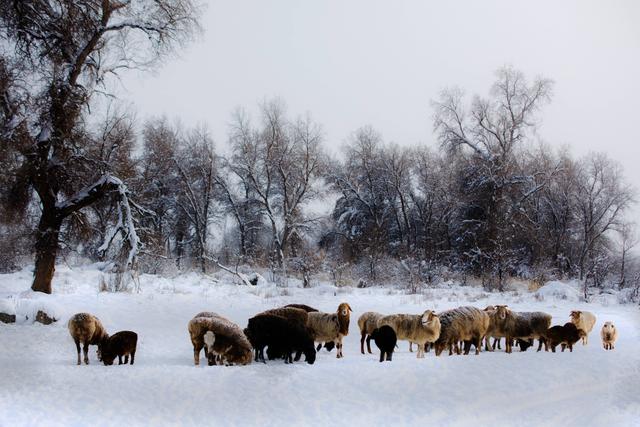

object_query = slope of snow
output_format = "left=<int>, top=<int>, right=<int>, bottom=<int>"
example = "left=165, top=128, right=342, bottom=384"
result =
left=1, top=265, right=639, bottom=427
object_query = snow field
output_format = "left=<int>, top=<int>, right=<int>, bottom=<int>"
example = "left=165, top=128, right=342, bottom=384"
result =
left=0, top=265, right=639, bottom=427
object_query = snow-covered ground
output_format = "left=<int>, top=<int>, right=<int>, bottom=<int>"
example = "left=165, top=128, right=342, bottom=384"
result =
left=1, top=265, right=639, bottom=427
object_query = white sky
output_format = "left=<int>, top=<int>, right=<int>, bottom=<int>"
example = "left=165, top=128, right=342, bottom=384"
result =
left=119, top=0, right=640, bottom=216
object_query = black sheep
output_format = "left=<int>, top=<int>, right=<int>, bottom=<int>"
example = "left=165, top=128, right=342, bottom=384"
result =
left=544, top=322, right=581, bottom=352
left=282, top=304, right=335, bottom=353
left=101, top=331, right=138, bottom=366
left=371, top=325, right=396, bottom=362
left=245, top=314, right=316, bottom=364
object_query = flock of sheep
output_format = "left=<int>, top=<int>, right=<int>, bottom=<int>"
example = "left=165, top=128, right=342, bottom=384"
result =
left=67, top=303, right=619, bottom=366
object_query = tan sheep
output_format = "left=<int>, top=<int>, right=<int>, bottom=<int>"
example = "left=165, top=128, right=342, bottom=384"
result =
left=188, top=313, right=252, bottom=366
left=307, top=302, right=352, bottom=358
left=600, top=321, right=618, bottom=350
left=68, top=312, right=109, bottom=365
left=377, top=310, right=441, bottom=358
left=357, top=311, right=384, bottom=354
left=570, top=310, right=596, bottom=345
left=434, top=306, right=490, bottom=356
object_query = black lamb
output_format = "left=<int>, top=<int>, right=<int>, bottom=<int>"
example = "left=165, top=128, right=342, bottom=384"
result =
left=544, top=322, right=581, bottom=352
left=101, top=331, right=138, bottom=366
left=245, top=314, right=316, bottom=364
left=371, top=325, right=397, bottom=362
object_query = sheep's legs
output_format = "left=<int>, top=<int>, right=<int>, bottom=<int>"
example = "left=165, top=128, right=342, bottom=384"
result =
left=193, top=342, right=204, bottom=366
left=360, top=331, right=366, bottom=354
left=124, top=355, right=129, bottom=364
left=366, top=336, right=372, bottom=353
left=409, top=342, right=413, bottom=352
left=505, top=337, right=512, bottom=354
left=74, top=339, right=81, bottom=365
left=537, top=338, right=545, bottom=352
left=83, top=342, right=90, bottom=365
left=130, top=351, right=135, bottom=365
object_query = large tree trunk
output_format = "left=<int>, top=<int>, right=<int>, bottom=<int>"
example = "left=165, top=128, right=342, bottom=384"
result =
left=31, top=210, right=62, bottom=294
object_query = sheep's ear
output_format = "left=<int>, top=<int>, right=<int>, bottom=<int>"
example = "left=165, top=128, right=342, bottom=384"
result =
left=347, top=304, right=353, bottom=312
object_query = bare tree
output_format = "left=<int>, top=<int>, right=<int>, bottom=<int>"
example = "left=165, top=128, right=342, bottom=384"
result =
left=574, top=153, right=635, bottom=281
left=0, top=0, right=200, bottom=293
left=228, top=100, right=325, bottom=280
left=432, top=66, right=553, bottom=288
left=616, top=221, right=638, bottom=289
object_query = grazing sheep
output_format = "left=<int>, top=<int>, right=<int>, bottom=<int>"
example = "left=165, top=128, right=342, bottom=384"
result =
left=244, top=314, right=316, bottom=364
left=570, top=310, right=597, bottom=345
left=485, top=306, right=551, bottom=353
left=544, top=322, right=581, bottom=352
left=371, top=325, right=397, bottom=362
left=434, top=307, right=489, bottom=356
left=101, top=331, right=138, bottom=366
left=188, top=314, right=252, bottom=366
left=67, top=312, right=109, bottom=365
left=306, top=302, right=352, bottom=358
left=601, top=322, right=618, bottom=350
left=358, top=311, right=384, bottom=354
left=377, top=311, right=441, bottom=358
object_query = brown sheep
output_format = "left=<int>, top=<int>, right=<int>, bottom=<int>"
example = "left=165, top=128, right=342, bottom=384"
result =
left=101, top=331, right=138, bottom=366
left=357, top=311, right=384, bottom=354
left=188, top=313, right=252, bottom=366
left=68, top=312, right=109, bottom=365
left=543, top=322, right=581, bottom=352
left=485, top=306, right=551, bottom=353
left=434, top=307, right=489, bottom=356
left=307, top=302, right=352, bottom=358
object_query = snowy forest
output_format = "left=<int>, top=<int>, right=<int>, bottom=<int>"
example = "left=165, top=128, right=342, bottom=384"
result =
left=0, top=1, right=638, bottom=298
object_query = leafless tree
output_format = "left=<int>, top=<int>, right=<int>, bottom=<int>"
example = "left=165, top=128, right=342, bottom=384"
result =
left=228, top=100, right=325, bottom=280
left=574, top=153, right=635, bottom=281
left=0, top=0, right=201, bottom=293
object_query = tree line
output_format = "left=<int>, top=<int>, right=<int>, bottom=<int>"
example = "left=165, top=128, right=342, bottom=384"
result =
left=0, top=2, right=637, bottom=296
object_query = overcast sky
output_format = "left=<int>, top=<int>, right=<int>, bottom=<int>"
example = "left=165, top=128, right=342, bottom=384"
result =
left=120, top=0, right=640, bottom=210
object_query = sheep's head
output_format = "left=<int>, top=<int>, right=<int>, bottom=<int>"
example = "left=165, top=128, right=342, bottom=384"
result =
left=304, top=343, right=317, bottom=365
left=421, top=310, right=438, bottom=326
left=570, top=310, right=582, bottom=322
left=337, top=303, right=352, bottom=335
left=338, top=303, right=352, bottom=317
left=434, top=341, right=446, bottom=356
left=603, top=321, right=615, bottom=332
left=495, top=305, right=510, bottom=320
left=96, top=336, right=109, bottom=362
left=100, top=343, right=117, bottom=366
left=204, top=331, right=216, bottom=365
left=484, top=305, right=495, bottom=312
left=226, top=345, right=252, bottom=366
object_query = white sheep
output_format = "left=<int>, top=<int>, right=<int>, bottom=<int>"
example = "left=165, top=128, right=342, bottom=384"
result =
left=377, top=310, right=441, bottom=358
left=306, top=302, right=352, bottom=358
left=569, top=310, right=596, bottom=345
left=600, top=322, right=618, bottom=350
